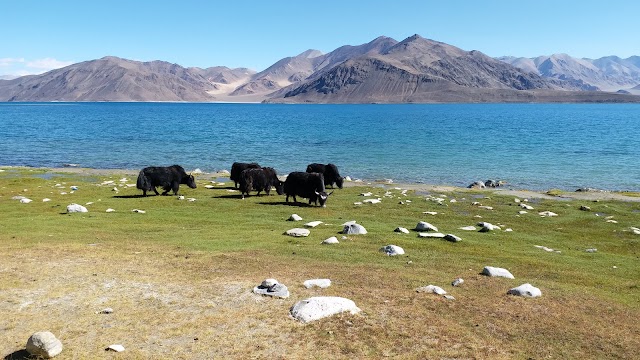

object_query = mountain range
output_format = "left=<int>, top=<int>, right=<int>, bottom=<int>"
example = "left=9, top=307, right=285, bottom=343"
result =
left=1, top=34, right=639, bottom=103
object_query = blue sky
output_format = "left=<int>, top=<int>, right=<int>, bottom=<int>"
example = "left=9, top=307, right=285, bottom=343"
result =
left=1, top=0, right=638, bottom=77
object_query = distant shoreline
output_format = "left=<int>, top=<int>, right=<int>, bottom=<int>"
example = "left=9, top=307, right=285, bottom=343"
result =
left=3, top=165, right=639, bottom=203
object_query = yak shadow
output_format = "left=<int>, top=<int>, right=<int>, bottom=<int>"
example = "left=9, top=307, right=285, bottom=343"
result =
left=258, top=201, right=315, bottom=207
left=4, top=350, right=32, bottom=360
left=213, top=194, right=244, bottom=199
left=112, top=194, right=151, bottom=199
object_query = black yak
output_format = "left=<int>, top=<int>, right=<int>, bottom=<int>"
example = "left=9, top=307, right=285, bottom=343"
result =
left=284, top=171, right=333, bottom=207
left=136, top=165, right=196, bottom=196
left=306, top=163, right=344, bottom=189
left=239, top=167, right=284, bottom=199
left=230, top=162, right=261, bottom=188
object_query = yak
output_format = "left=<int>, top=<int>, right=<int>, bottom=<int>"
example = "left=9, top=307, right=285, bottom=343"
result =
left=136, top=165, right=196, bottom=196
left=230, top=162, right=261, bottom=188
left=239, top=167, right=284, bottom=199
left=306, top=163, right=344, bottom=189
left=284, top=171, right=333, bottom=207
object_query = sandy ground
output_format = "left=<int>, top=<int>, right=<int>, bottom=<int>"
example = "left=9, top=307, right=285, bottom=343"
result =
left=6, top=166, right=640, bottom=203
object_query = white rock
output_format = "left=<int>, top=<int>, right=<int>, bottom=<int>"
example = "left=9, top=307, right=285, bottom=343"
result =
left=394, top=227, right=410, bottom=234
left=418, top=232, right=445, bottom=238
left=606, top=219, right=618, bottom=223
left=106, top=344, right=125, bottom=352
left=119, top=177, right=128, bottom=182
left=204, top=184, right=215, bottom=189
left=85, top=202, right=94, bottom=205
left=219, top=169, right=230, bottom=175
left=105, top=208, right=115, bottom=213
left=478, top=206, right=494, bottom=210
left=423, top=211, right=438, bottom=215
left=353, top=202, right=363, bottom=205
left=451, top=278, right=464, bottom=286
left=342, top=220, right=357, bottom=226
left=12, top=195, right=26, bottom=200
left=305, top=221, right=323, bottom=228
left=360, top=192, right=373, bottom=197
left=304, top=279, right=331, bottom=289
left=344, top=176, right=352, bottom=182
left=482, top=266, right=515, bottom=279
left=444, top=294, right=456, bottom=300
left=450, top=199, right=457, bottom=203
left=97, top=307, right=114, bottom=314
left=70, top=186, right=78, bottom=191
left=380, top=245, right=405, bottom=256
left=514, top=198, right=521, bottom=203
left=192, top=168, right=203, bottom=174
left=459, top=226, right=477, bottom=231
left=290, top=296, right=361, bottom=323
left=112, top=187, right=119, bottom=192
left=520, top=203, right=534, bottom=210
left=286, top=228, right=310, bottom=237
left=585, top=248, right=598, bottom=253
left=505, top=228, right=513, bottom=232
left=415, top=221, right=438, bottom=232
left=534, top=245, right=556, bottom=252
left=187, top=198, right=197, bottom=202
left=478, top=222, right=501, bottom=232
left=132, top=209, right=146, bottom=214
left=67, top=203, right=88, bottom=213
left=254, top=279, right=289, bottom=298
left=363, top=198, right=381, bottom=204
left=518, top=210, right=528, bottom=214
left=26, top=331, right=63, bottom=358
left=20, top=198, right=33, bottom=203
left=288, top=214, right=303, bottom=221
left=415, top=285, right=447, bottom=295
left=539, top=211, right=558, bottom=217
left=177, top=195, right=185, bottom=200
left=507, top=283, right=542, bottom=298
left=43, top=198, right=51, bottom=202
left=342, top=223, right=367, bottom=235
left=444, top=234, right=462, bottom=242
left=322, top=236, right=339, bottom=244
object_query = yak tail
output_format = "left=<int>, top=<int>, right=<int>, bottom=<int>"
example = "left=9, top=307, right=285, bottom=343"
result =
left=136, top=170, right=150, bottom=190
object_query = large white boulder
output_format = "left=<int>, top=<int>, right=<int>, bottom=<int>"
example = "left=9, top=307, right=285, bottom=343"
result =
left=285, top=228, right=310, bottom=237
left=321, top=236, right=339, bottom=244
left=290, top=296, right=361, bottom=323
left=342, top=223, right=367, bottom=235
left=26, top=331, right=63, bottom=358
left=66, top=203, right=88, bottom=213
left=253, top=279, right=289, bottom=298
left=394, top=227, right=410, bottom=234
left=415, top=221, right=438, bottom=232
left=379, top=245, right=405, bottom=256
left=507, top=283, right=542, bottom=298
left=482, top=266, right=515, bottom=279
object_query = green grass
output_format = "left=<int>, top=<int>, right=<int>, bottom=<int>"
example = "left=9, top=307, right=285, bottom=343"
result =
left=1, top=167, right=639, bottom=359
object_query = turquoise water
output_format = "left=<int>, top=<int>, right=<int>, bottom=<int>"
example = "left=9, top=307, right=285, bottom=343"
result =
left=1, top=102, right=639, bottom=191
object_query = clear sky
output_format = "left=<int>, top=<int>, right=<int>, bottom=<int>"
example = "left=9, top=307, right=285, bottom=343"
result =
left=1, top=0, right=638, bottom=77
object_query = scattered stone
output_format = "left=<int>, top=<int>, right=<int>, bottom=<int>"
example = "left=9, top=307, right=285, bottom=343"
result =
left=580, top=205, right=591, bottom=211
left=341, top=236, right=348, bottom=240
left=253, top=279, right=290, bottom=298
left=606, top=219, right=618, bottom=223
left=514, top=198, right=521, bottom=203
left=363, top=198, right=381, bottom=204
left=459, top=226, right=477, bottom=231
left=204, top=184, right=215, bottom=189
left=468, top=181, right=486, bottom=189
left=360, top=192, right=373, bottom=197
left=305, top=221, right=323, bottom=228
left=394, top=227, right=410, bottom=234
left=478, top=206, right=494, bottom=210
left=322, top=236, right=339, bottom=244
left=344, top=176, right=352, bottom=182
left=97, top=308, right=113, bottom=314
left=585, top=248, right=598, bottom=253
left=520, top=203, right=534, bottom=210
left=105, top=208, right=115, bottom=213
left=192, top=168, right=203, bottom=174
left=418, top=232, right=446, bottom=238
left=539, top=211, right=558, bottom=217
left=177, top=195, right=185, bottom=200
left=342, top=223, right=367, bottom=235
left=70, top=186, right=78, bottom=191
left=20, top=198, right=33, bottom=203
left=26, top=331, right=63, bottom=358
left=342, top=220, right=357, bottom=226
left=303, top=279, right=331, bottom=289
left=629, top=227, right=640, bottom=235
left=285, top=228, right=310, bottom=237
left=505, top=228, right=513, bottom=232
left=112, top=187, right=119, bottom=192
left=481, top=266, right=514, bottom=279
left=478, top=222, right=501, bottom=232
left=415, top=221, right=438, bottom=232
left=423, top=211, right=438, bottom=215
left=507, top=283, right=541, bottom=298
left=43, top=198, right=51, bottom=202
left=451, top=278, right=464, bottom=287
left=518, top=210, right=528, bottom=214
left=353, top=202, right=363, bottom=205
left=219, top=169, right=230, bottom=175
left=12, top=195, right=26, bottom=200
left=290, top=296, right=361, bottom=323
left=379, top=245, right=405, bottom=256
left=415, top=285, right=447, bottom=295
left=444, top=234, right=462, bottom=242
left=443, top=294, right=456, bottom=300
left=132, top=209, right=146, bottom=214
left=288, top=214, right=303, bottom=221
left=534, top=245, right=560, bottom=253
left=106, top=344, right=125, bottom=352
left=67, top=203, right=88, bottom=213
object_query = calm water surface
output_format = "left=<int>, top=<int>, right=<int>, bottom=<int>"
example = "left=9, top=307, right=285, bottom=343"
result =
left=1, top=102, right=638, bottom=191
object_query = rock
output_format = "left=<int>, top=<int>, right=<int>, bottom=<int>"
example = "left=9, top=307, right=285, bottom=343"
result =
left=505, top=228, right=513, bottom=232
left=253, top=279, right=290, bottom=298
left=629, top=227, right=640, bottom=235
left=415, top=221, right=438, bottom=232
left=43, top=198, right=51, bottom=202
left=304, top=221, right=323, bottom=228
left=97, top=308, right=114, bottom=314
left=478, top=222, right=501, bottom=232
left=580, top=205, right=591, bottom=211
left=66, top=203, right=88, bottom=213
left=106, top=208, right=115, bottom=213
left=353, top=202, right=363, bottom=205
left=342, top=220, right=357, bottom=226
left=507, top=283, right=542, bottom=298
left=132, top=209, right=146, bottom=214
left=363, top=198, right=381, bottom=204
left=288, top=214, right=303, bottom=221
left=322, top=236, right=339, bottom=244
left=344, top=176, right=352, bottom=182
left=380, top=245, right=405, bottom=256
left=520, top=203, right=534, bottom=210
left=444, top=234, right=462, bottom=242
left=177, top=195, right=185, bottom=200
left=12, top=195, right=27, bottom=200
left=418, top=232, right=445, bottom=238
left=468, top=181, right=486, bottom=189
left=285, top=228, right=310, bottom=237
left=192, top=168, right=203, bottom=174
left=539, top=211, right=558, bottom=217
left=478, top=205, right=494, bottom=210
left=518, top=210, right=528, bottom=214
left=360, top=192, right=373, bottom=197
left=26, top=331, right=63, bottom=358
left=290, top=296, right=361, bottom=323
left=106, top=344, right=125, bottom=352
left=585, top=248, right=598, bottom=253
left=219, top=169, right=230, bottom=175
left=423, top=211, right=438, bottom=215
left=481, top=266, right=514, bottom=279
left=70, top=186, right=78, bottom=191
left=303, top=279, right=331, bottom=289
left=514, top=198, right=521, bottom=203
left=415, top=285, right=447, bottom=295
left=394, top=227, right=410, bottom=234
left=204, top=184, right=215, bottom=189
left=20, top=198, right=33, bottom=203
left=187, top=198, right=196, bottom=202
left=443, top=294, right=456, bottom=300
left=451, top=278, right=464, bottom=287
left=485, top=179, right=504, bottom=188
left=534, top=245, right=559, bottom=253
left=459, top=226, right=477, bottom=231
left=342, top=223, right=367, bottom=235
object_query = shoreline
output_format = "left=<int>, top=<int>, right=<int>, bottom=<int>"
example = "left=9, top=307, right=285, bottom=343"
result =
left=3, top=165, right=640, bottom=203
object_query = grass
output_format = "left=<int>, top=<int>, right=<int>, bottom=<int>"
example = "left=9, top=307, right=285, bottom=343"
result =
left=1, top=167, right=639, bottom=359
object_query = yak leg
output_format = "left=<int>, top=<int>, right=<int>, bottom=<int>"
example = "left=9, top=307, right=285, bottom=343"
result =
left=152, top=187, right=160, bottom=196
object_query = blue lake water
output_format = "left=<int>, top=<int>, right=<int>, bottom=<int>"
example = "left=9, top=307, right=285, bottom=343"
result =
left=1, top=102, right=639, bottom=191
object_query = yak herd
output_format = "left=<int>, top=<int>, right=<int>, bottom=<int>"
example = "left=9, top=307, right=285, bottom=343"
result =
left=136, top=162, right=344, bottom=207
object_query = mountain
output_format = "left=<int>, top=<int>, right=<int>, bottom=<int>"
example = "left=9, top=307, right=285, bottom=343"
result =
left=499, top=54, right=640, bottom=91
left=1, top=35, right=639, bottom=103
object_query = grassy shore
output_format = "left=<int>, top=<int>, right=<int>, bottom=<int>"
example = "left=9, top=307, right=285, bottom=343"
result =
left=1, top=167, right=639, bottom=359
